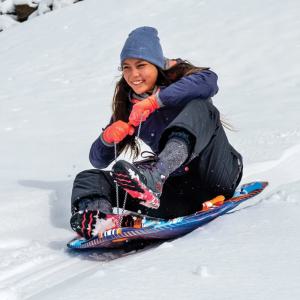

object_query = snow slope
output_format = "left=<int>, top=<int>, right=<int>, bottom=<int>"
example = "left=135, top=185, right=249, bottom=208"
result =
left=0, top=0, right=300, bottom=299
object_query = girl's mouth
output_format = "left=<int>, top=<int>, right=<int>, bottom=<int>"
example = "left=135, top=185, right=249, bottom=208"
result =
left=132, top=80, right=144, bottom=85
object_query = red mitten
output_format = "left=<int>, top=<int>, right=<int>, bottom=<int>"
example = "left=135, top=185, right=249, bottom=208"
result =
left=102, top=120, right=135, bottom=144
left=129, top=95, right=160, bottom=126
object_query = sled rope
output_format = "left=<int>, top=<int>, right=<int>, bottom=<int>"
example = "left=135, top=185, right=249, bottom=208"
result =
left=114, top=142, right=120, bottom=215
left=114, top=119, right=143, bottom=225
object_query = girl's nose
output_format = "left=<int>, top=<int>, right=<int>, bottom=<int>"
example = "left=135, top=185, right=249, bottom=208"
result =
left=130, top=67, right=140, bottom=77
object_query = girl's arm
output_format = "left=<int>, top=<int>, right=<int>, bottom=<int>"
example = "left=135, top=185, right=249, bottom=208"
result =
left=157, top=70, right=218, bottom=107
left=89, top=118, right=134, bottom=168
left=89, top=134, right=115, bottom=169
left=89, top=118, right=115, bottom=169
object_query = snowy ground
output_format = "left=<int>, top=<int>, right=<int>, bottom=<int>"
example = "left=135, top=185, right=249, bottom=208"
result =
left=0, top=0, right=300, bottom=299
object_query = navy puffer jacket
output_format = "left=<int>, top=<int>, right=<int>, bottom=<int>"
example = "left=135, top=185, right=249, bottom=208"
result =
left=89, top=70, right=218, bottom=169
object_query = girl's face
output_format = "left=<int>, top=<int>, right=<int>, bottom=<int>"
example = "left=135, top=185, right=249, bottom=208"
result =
left=122, top=58, right=158, bottom=94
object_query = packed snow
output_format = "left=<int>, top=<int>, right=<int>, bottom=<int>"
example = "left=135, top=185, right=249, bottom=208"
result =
left=0, top=0, right=299, bottom=299
left=0, top=0, right=81, bottom=32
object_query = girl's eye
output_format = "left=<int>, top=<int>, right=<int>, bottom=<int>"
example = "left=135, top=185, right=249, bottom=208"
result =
left=137, top=64, right=146, bottom=68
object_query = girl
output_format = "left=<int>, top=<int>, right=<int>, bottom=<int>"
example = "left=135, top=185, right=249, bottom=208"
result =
left=70, top=26, right=243, bottom=239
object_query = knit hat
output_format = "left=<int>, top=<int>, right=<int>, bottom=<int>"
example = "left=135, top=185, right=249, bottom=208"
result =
left=120, top=26, right=165, bottom=69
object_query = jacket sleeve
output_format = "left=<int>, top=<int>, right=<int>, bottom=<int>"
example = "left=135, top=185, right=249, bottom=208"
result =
left=89, top=135, right=115, bottom=169
left=157, top=70, right=219, bottom=107
left=89, top=118, right=116, bottom=169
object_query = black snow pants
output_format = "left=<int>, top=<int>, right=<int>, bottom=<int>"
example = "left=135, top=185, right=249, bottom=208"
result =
left=71, top=100, right=243, bottom=219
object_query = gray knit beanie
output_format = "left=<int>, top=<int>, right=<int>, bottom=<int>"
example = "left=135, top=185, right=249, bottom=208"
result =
left=120, top=26, right=165, bottom=69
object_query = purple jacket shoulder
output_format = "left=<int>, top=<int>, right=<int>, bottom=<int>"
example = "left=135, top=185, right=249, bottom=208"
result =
left=157, top=70, right=218, bottom=106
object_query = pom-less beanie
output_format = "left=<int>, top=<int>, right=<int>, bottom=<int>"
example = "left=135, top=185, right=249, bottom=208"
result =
left=120, top=26, right=165, bottom=69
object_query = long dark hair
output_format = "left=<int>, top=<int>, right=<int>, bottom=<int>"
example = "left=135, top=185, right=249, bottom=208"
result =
left=111, top=59, right=209, bottom=159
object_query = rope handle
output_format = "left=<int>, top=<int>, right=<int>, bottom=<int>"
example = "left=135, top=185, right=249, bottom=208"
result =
left=114, top=118, right=143, bottom=225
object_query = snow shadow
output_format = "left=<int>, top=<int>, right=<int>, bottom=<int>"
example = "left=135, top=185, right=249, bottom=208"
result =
left=64, top=240, right=163, bottom=262
left=18, top=179, right=72, bottom=230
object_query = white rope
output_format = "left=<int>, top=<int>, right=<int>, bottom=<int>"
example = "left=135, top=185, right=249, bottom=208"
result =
left=114, top=119, right=143, bottom=226
left=114, top=142, right=120, bottom=215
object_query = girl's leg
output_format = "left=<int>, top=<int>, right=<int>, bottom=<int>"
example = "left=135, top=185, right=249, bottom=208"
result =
left=162, top=99, right=243, bottom=193
left=70, top=169, right=116, bottom=238
left=71, top=168, right=149, bottom=213
left=70, top=168, right=153, bottom=238
left=113, top=99, right=243, bottom=216
left=71, top=169, right=115, bottom=214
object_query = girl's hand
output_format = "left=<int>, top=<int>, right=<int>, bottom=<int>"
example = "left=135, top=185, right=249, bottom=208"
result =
left=102, top=120, right=135, bottom=144
left=129, top=95, right=160, bottom=126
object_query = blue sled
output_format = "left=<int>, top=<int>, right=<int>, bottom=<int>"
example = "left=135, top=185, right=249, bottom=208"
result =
left=67, top=181, right=268, bottom=250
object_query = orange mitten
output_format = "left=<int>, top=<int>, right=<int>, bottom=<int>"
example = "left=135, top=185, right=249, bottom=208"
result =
left=129, top=95, right=160, bottom=126
left=102, top=120, right=135, bottom=144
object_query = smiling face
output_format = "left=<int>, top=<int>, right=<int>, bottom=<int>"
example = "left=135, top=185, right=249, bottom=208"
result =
left=122, top=58, right=158, bottom=94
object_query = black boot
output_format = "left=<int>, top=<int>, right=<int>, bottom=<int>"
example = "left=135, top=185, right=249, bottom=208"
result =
left=112, top=132, right=192, bottom=209
left=112, top=156, right=166, bottom=209
left=70, top=198, right=117, bottom=239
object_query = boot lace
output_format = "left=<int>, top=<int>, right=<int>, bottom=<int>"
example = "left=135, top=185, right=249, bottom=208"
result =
left=134, top=151, right=159, bottom=171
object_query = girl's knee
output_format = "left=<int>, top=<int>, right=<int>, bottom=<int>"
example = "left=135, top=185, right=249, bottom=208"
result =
left=74, top=169, right=106, bottom=181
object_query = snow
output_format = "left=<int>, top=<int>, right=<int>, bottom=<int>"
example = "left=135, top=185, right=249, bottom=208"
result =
left=0, top=0, right=79, bottom=30
left=0, top=0, right=14, bottom=14
left=0, top=0, right=300, bottom=299
left=0, top=14, right=18, bottom=32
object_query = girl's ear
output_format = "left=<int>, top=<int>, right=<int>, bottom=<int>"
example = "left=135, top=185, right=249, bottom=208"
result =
left=164, top=59, right=179, bottom=70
